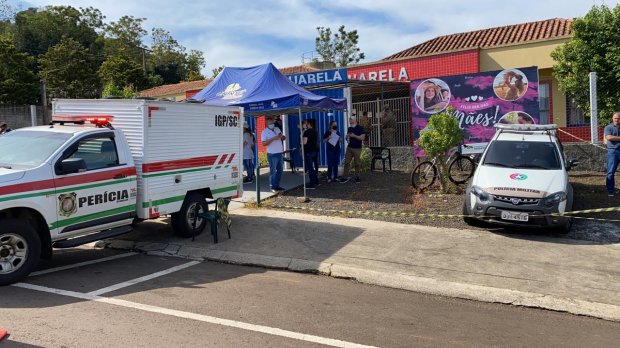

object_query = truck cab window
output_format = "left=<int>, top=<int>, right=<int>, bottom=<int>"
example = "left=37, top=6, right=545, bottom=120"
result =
left=67, top=137, right=119, bottom=170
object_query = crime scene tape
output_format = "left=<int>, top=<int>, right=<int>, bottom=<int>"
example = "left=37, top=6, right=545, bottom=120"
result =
left=269, top=205, right=620, bottom=222
left=557, top=128, right=607, bottom=150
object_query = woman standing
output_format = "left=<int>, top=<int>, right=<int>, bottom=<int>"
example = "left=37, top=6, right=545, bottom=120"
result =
left=323, top=120, right=342, bottom=182
left=243, top=122, right=256, bottom=183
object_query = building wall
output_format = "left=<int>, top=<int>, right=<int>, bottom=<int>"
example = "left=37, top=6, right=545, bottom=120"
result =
left=479, top=39, right=569, bottom=127
left=479, top=39, right=566, bottom=71
left=347, top=50, right=479, bottom=81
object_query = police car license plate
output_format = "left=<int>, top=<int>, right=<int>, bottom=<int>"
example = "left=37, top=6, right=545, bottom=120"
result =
left=500, top=211, right=529, bottom=222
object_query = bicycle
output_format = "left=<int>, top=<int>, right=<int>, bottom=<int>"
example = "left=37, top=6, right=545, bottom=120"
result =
left=411, top=145, right=479, bottom=190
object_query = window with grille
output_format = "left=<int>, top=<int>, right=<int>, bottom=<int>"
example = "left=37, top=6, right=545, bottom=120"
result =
left=539, top=82, right=550, bottom=124
left=566, top=96, right=588, bottom=126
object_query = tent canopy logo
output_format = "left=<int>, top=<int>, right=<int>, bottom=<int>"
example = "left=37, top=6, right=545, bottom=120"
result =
left=217, top=83, right=247, bottom=100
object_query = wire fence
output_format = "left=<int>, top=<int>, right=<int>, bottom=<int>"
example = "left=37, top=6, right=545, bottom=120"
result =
left=352, top=96, right=411, bottom=147
left=0, top=105, right=48, bottom=129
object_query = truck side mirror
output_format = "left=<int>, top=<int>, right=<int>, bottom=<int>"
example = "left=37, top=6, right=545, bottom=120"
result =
left=61, top=158, right=87, bottom=174
left=566, top=158, right=579, bottom=171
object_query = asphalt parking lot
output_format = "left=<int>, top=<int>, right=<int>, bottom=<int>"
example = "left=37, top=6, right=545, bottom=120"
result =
left=1, top=248, right=620, bottom=348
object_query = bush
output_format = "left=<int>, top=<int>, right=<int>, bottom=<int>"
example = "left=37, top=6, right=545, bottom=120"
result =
left=418, top=107, right=465, bottom=193
left=360, top=147, right=372, bottom=172
left=258, top=152, right=268, bottom=168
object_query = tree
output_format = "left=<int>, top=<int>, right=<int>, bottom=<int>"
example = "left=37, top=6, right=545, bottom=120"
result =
left=149, top=27, right=187, bottom=84
left=12, top=6, right=104, bottom=58
left=211, top=65, right=225, bottom=78
left=98, top=49, right=147, bottom=91
left=103, top=15, right=147, bottom=62
left=0, top=0, right=15, bottom=21
left=315, top=25, right=365, bottom=67
left=418, top=108, right=465, bottom=193
left=39, top=38, right=100, bottom=98
left=102, top=82, right=137, bottom=99
left=552, top=4, right=620, bottom=124
left=0, top=36, right=38, bottom=104
left=185, top=49, right=205, bottom=81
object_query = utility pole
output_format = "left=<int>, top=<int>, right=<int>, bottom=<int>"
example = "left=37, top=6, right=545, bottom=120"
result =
left=40, top=79, right=48, bottom=125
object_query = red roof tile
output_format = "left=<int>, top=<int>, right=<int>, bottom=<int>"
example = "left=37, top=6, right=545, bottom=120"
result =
left=278, top=65, right=320, bottom=74
left=140, top=79, right=212, bottom=97
left=384, top=18, right=573, bottom=60
left=139, top=65, right=320, bottom=97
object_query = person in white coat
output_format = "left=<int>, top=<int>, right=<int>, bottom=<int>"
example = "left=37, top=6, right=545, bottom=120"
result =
left=243, top=122, right=256, bottom=183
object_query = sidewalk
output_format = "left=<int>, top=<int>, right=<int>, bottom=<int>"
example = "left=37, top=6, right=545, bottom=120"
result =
left=100, top=208, right=620, bottom=322
left=230, top=168, right=304, bottom=209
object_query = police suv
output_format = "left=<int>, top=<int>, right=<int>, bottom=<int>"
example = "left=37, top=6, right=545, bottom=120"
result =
left=463, top=124, right=578, bottom=233
left=0, top=99, right=243, bottom=285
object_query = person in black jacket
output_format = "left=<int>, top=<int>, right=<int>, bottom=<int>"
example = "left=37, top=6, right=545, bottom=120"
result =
left=303, top=118, right=319, bottom=189
left=323, top=120, right=342, bottom=182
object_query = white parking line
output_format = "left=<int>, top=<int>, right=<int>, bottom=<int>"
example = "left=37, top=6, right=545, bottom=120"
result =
left=88, top=261, right=201, bottom=296
left=30, top=252, right=138, bottom=277
left=13, top=282, right=376, bottom=348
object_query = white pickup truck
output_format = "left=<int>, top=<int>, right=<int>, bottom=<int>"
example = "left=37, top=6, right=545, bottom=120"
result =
left=0, top=99, right=243, bottom=285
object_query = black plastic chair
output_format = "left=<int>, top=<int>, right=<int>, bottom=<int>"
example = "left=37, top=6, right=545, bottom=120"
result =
left=282, top=148, right=298, bottom=173
left=193, top=197, right=231, bottom=243
left=370, top=147, right=392, bottom=172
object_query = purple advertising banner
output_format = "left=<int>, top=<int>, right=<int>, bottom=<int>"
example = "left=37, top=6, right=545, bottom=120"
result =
left=411, top=66, right=539, bottom=155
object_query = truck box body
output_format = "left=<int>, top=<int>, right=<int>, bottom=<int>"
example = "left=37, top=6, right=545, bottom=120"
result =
left=52, top=99, right=243, bottom=220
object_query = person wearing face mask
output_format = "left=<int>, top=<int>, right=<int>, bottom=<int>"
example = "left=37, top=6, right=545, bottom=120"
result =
left=323, top=120, right=342, bottom=182
left=261, top=115, right=286, bottom=193
left=303, top=118, right=319, bottom=189
left=339, top=116, right=366, bottom=183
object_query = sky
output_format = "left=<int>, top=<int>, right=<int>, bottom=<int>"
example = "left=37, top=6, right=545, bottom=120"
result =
left=11, top=0, right=620, bottom=76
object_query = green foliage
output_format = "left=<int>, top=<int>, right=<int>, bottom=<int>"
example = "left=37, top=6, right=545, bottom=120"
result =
left=101, top=82, right=137, bottom=99
left=0, top=0, right=15, bottom=21
left=359, top=146, right=372, bottom=172
left=98, top=50, right=147, bottom=90
left=0, top=36, right=38, bottom=104
left=102, top=15, right=147, bottom=63
left=39, top=38, right=100, bottom=98
left=150, top=28, right=205, bottom=84
left=551, top=4, right=620, bottom=124
left=12, top=6, right=103, bottom=58
left=315, top=25, right=365, bottom=67
left=211, top=65, right=225, bottom=78
left=258, top=152, right=268, bottom=168
left=418, top=108, right=464, bottom=192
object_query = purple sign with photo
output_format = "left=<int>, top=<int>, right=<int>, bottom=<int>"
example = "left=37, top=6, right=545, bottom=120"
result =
left=411, top=66, right=539, bottom=154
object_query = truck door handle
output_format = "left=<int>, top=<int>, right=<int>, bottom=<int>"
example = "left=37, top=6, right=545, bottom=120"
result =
left=113, top=174, right=127, bottom=179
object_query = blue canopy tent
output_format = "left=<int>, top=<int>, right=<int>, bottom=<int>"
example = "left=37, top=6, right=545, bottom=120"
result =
left=190, top=63, right=347, bottom=202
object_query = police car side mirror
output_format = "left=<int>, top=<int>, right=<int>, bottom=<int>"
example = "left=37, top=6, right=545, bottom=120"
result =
left=61, top=158, right=87, bottom=174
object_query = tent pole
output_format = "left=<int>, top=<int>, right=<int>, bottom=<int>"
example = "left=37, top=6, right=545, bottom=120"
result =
left=255, top=124, right=260, bottom=206
left=299, top=108, right=307, bottom=202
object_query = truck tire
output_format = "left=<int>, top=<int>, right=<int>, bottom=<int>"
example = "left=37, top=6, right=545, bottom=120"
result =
left=0, top=219, right=42, bottom=286
left=171, top=193, right=208, bottom=238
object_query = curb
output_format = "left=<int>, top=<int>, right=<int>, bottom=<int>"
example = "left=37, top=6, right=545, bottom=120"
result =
left=100, top=240, right=620, bottom=323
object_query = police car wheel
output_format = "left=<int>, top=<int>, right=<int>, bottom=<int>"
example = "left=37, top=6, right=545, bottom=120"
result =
left=171, top=193, right=208, bottom=238
left=0, top=219, right=41, bottom=286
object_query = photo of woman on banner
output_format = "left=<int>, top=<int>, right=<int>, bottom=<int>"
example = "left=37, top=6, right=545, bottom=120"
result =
left=415, top=79, right=450, bottom=114
left=498, top=111, right=535, bottom=125
left=493, top=69, right=529, bottom=101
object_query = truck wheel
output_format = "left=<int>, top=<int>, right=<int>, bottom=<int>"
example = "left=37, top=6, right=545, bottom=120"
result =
left=171, top=193, right=208, bottom=238
left=0, top=219, right=41, bottom=286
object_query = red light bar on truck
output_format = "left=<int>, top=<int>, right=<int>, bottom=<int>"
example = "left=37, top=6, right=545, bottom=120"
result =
left=52, top=115, right=114, bottom=124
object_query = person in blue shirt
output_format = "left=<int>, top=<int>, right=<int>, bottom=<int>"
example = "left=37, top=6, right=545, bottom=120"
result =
left=604, top=112, right=620, bottom=196
left=339, top=116, right=366, bottom=183
left=323, top=120, right=342, bottom=182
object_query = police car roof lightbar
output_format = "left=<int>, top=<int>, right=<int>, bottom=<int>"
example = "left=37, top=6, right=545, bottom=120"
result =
left=494, top=123, right=558, bottom=132
left=51, top=115, right=115, bottom=128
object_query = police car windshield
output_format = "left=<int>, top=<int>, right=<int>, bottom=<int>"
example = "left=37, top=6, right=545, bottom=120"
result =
left=483, top=140, right=561, bottom=170
left=0, top=131, right=72, bottom=169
